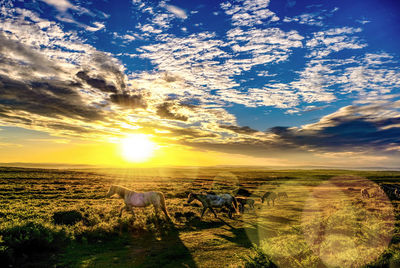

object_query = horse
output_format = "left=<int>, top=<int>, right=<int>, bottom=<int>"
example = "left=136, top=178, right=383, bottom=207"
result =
left=361, top=188, right=370, bottom=198
left=277, top=192, right=288, bottom=200
left=187, top=193, right=239, bottom=219
left=261, top=191, right=277, bottom=206
left=106, top=185, right=170, bottom=221
left=236, top=197, right=255, bottom=213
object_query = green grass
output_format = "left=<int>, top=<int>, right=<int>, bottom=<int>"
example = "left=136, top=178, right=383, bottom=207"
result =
left=0, top=167, right=399, bottom=267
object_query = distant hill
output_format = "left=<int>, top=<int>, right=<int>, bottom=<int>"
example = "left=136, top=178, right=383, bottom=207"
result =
left=0, top=162, right=98, bottom=169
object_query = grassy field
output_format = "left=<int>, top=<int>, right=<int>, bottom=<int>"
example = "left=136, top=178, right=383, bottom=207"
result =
left=0, top=167, right=399, bottom=267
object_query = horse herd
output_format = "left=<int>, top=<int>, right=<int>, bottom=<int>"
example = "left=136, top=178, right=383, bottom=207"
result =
left=106, top=182, right=400, bottom=223
left=106, top=185, right=288, bottom=222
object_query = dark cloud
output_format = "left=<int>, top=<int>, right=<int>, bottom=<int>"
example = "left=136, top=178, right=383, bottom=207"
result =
left=0, top=75, right=103, bottom=121
left=268, top=105, right=400, bottom=152
left=109, top=93, right=147, bottom=109
left=219, top=125, right=258, bottom=134
left=137, top=121, right=217, bottom=139
left=0, top=32, right=60, bottom=74
left=76, top=71, right=118, bottom=93
left=156, top=102, right=188, bottom=121
left=46, top=123, right=94, bottom=134
left=91, top=52, right=126, bottom=90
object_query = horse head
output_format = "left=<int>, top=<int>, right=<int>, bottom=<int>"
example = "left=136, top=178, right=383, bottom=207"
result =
left=106, top=185, right=116, bottom=197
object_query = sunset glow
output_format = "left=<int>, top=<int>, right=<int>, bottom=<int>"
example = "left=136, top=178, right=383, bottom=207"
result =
left=0, top=0, right=399, bottom=169
left=120, top=134, right=155, bottom=163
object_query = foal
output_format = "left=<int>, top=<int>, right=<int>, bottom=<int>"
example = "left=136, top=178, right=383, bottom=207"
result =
left=236, top=197, right=255, bottom=213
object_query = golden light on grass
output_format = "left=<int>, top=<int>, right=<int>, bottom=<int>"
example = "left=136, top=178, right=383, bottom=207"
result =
left=244, top=176, right=395, bottom=268
left=120, top=134, right=155, bottom=163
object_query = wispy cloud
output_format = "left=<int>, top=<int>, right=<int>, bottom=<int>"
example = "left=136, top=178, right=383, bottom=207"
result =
left=40, top=0, right=77, bottom=12
left=163, top=4, right=187, bottom=19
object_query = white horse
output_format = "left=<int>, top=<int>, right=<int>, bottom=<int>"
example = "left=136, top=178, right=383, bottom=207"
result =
left=106, top=185, right=170, bottom=220
left=187, top=193, right=239, bottom=219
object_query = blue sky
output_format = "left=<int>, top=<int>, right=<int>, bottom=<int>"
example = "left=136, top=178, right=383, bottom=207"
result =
left=1, top=0, right=400, bottom=167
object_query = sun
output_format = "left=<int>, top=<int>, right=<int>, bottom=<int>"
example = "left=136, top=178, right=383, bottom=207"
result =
left=120, top=134, right=155, bottom=162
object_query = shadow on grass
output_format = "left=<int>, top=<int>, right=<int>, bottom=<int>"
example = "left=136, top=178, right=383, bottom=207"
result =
left=57, top=222, right=196, bottom=268
left=136, top=226, right=196, bottom=268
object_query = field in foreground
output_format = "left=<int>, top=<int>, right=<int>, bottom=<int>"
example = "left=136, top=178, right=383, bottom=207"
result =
left=0, top=167, right=399, bottom=267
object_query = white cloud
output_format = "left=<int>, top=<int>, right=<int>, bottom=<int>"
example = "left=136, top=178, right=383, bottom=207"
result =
left=221, top=0, right=279, bottom=26
left=40, top=0, right=76, bottom=12
left=306, top=27, right=366, bottom=58
left=85, top=21, right=105, bottom=32
left=164, top=4, right=187, bottom=19
left=283, top=13, right=324, bottom=26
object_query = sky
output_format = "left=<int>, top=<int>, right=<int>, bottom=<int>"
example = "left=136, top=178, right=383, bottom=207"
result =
left=0, top=0, right=400, bottom=168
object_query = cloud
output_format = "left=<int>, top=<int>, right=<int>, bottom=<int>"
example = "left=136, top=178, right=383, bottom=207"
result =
left=219, top=125, right=258, bottom=134
left=221, top=0, right=279, bottom=27
left=283, top=13, right=324, bottom=26
left=306, top=27, right=366, bottom=58
left=156, top=102, right=188, bottom=121
left=39, top=0, right=105, bottom=32
left=164, top=4, right=187, bottom=19
left=0, top=74, right=103, bottom=121
left=109, top=93, right=147, bottom=109
left=269, top=103, right=400, bottom=152
left=85, top=21, right=105, bottom=32
left=76, top=71, right=118, bottom=93
left=40, top=0, right=76, bottom=12
left=283, top=7, right=339, bottom=26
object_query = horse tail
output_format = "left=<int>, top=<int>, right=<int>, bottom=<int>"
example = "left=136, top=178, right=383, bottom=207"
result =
left=158, top=192, right=171, bottom=220
left=231, top=196, right=240, bottom=214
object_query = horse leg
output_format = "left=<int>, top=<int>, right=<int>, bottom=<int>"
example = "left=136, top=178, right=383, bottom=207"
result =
left=119, top=205, right=127, bottom=217
left=227, top=206, right=233, bottom=219
left=161, top=205, right=171, bottom=222
left=209, top=207, right=218, bottom=218
left=200, top=207, right=208, bottom=219
left=129, top=206, right=136, bottom=218
left=153, top=204, right=160, bottom=218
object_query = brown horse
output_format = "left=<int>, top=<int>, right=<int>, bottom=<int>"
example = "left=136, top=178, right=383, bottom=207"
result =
left=106, top=185, right=170, bottom=220
left=261, top=191, right=277, bottom=206
left=236, top=197, right=255, bottom=213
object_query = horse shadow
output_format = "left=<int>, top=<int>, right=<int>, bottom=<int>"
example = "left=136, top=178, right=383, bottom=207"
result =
left=132, top=223, right=197, bottom=268
left=214, top=217, right=277, bottom=250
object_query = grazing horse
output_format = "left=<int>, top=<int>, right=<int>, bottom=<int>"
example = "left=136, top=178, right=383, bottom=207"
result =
left=277, top=192, right=288, bottom=200
left=106, top=185, right=170, bottom=220
left=187, top=193, right=239, bottom=219
left=236, top=197, right=255, bottom=213
left=361, top=188, right=370, bottom=198
left=261, top=191, right=277, bottom=206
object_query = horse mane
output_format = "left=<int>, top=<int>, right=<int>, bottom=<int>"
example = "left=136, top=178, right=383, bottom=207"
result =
left=112, top=185, right=131, bottom=191
left=111, top=185, right=133, bottom=197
